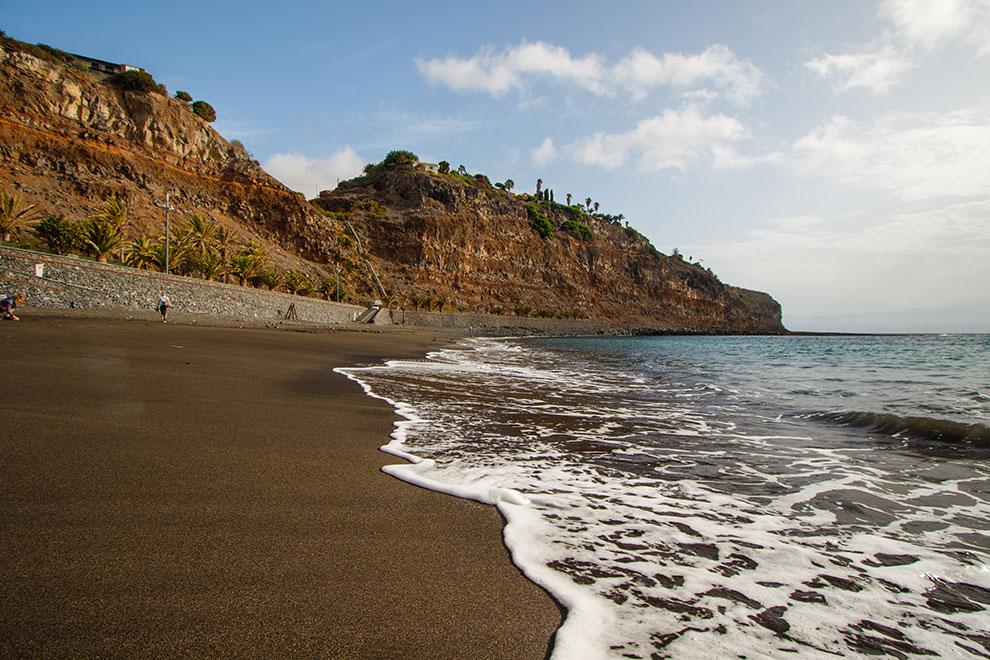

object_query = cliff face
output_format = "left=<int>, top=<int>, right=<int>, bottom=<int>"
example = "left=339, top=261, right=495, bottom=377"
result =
left=0, top=43, right=783, bottom=332
left=317, top=170, right=783, bottom=332
left=0, top=43, right=354, bottom=280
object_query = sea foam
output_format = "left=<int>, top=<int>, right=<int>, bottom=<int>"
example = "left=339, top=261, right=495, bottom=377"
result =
left=337, top=336, right=990, bottom=658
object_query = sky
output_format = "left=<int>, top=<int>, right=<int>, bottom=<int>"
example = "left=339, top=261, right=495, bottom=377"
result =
left=6, top=0, right=990, bottom=331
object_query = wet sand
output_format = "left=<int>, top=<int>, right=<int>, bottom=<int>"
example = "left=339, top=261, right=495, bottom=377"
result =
left=0, top=312, right=560, bottom=657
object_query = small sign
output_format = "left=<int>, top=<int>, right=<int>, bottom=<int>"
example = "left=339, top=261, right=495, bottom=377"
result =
left=34, top=263, right=45, bottom=278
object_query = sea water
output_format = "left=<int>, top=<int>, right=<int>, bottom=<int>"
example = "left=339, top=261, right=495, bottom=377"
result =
left=338, top=334, right=990, bottom=658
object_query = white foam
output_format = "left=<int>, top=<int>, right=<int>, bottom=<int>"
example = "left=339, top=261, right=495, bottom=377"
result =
left=335, top=337, right=990, bottom=658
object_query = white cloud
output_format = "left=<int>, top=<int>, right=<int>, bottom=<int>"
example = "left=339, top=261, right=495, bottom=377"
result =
left=530, top=137, right=557, bottom=167
left=264, top=147, right=365, bottom=195
left=791, top=109, right=990, bottom=201
left=805, top=41, right=914, bottom=94
left=568, top=106, right=777, bottom=172
left=880, top=0, right=978, bottom=50
left=508, top=42, right=607, bottom=93
left=416, top=42, right=604, bottom=96
left=612, top=45, right=764, bottom=105
left=806, top=0, right=990, bottom=96
left=416, top=41, right=764, bottom=104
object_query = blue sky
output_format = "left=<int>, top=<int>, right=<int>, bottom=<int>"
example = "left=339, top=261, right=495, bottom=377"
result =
left=6, top=0, right=990, bottom=331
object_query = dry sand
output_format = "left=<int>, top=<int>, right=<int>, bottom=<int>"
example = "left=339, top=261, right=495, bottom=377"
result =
left=0, top=312, right=561, bottom=657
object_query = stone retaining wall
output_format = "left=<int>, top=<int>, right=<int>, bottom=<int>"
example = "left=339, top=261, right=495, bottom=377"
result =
left=0, top=247, right=623, bottom=335
left=0, top=247, right=363, bottom=325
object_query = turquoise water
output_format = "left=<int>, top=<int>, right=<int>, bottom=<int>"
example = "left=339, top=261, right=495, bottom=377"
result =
left=342, top=334, right=990, bottom=658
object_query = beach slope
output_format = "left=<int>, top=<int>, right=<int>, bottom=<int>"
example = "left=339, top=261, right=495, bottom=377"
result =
left=0, top=316, right=559, bottom=657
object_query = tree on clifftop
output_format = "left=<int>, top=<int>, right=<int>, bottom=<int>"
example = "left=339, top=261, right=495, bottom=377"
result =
left=175, top=90, right=192, bottom=102
left=111, top=70, right=163, bottom=94
left=438, top=160, right=450, bottom=174
left=382, top=150, right=419, bottom=167
left=191, top=100, right=217, bottom=122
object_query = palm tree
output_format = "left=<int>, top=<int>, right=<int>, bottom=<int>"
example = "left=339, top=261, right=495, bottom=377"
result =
left=566, top=193, right=572, bottom=206
left=585, top=197, right=593, bottom=212
left=504, top=178, right=514, bottom=192
left=239, top=240, right=267, bottom=259
left=593, top=201, right=600, bottom=213
left=79, top=218, right=123, bottom=262
left=174, top=214, right=223, bottom=278
left=536, top=178, right=543, bottom=197
left=213, top=226, right=237, bottom=258
left=125, top=236, right=157, bottom=270
left=283, top=271, right=311, bottom=295
left=260, top=267, right=285, bottom=291
left=89, top=196, right=127, bottom=229
left=0, top=188, right=39, bottom=242
left=89, top=196, right=129, bottom=261
left=149, top=237, right=188, bottom=273
left=198, top=250, right=226, bottom=281
left=182, top=213, right=217, bottom=252
left=226, top=254, right=260, bottom=286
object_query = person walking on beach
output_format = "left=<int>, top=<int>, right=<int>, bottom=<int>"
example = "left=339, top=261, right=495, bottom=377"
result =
left=1, top=293, right=24, bottom=321
left=157, top=291, right=173, bottom=323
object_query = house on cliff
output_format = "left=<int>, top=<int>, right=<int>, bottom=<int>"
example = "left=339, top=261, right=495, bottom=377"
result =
left=71, top=53, right=144, bottom=75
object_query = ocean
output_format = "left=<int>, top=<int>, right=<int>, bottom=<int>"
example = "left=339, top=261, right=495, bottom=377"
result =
left=338, top=334, right=990, bottom=659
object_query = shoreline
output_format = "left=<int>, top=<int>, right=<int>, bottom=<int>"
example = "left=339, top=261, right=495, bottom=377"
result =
left=0, top=311, right=561, bottom=657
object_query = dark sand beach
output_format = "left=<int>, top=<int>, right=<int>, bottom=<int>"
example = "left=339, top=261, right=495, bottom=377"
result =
left=0, top=312, right=560, bottom=657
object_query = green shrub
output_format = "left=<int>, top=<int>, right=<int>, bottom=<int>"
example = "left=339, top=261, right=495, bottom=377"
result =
left=438, top=160, right=450, bottom=174
left=561, top=218, right=593, bottom=241
left=525, top=202, right=554, bottom=239
left=35, top=44, right=76, bottom=65
left=382, top=150, right=418, bottom=167
left=175, top=90, right=192, bottom=102
left=111, top=70, right=161, bottom=93
left=33, top=213, right=79, bottom=254
left=191, top=100, right=217, bottom=122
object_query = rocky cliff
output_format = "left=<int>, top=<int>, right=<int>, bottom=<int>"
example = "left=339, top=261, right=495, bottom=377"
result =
left=0, top=37, right=784, bottom=333
left=315, top=168, right=782, bottom=331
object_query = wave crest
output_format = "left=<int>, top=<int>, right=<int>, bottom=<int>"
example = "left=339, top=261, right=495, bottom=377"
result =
left=819, top=411, right=990, bottom=446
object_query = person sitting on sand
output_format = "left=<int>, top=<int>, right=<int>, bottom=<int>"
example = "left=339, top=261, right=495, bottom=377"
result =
left=157, top=292, right=173, bottom=323
left=1, top=293, right=24, bottom=321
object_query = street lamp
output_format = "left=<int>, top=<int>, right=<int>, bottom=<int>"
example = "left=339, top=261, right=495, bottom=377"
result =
left=155, top=193, right=179, bottom=274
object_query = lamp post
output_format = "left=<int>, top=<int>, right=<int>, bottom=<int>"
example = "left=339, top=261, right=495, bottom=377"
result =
left=155, top=193, right=179, bottom=274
